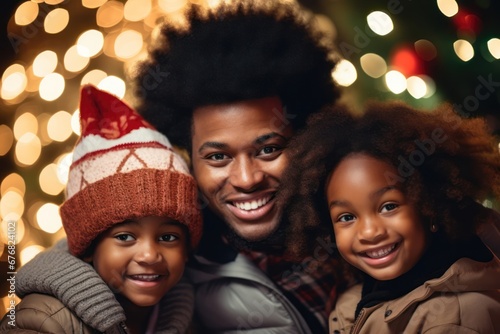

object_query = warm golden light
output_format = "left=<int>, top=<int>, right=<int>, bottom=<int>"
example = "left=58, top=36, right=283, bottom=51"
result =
left=96, top=1, right=124, bottom=28
left=114, top=30, right=144, bottom=60
left=1, top=71, right=27, bottom=101
left=39, top=73, right=65, bottom=101
left=124, top=0, right=152, bottom=21
left=47, top=111, right=73, bottom=142
left=77, top=30, right=104, bottom=57
left=360, top=53, right=387, bottom=78
left=385, top=70, right=407, bottom=94
left=32, top=50, right=58, bottom=77
left=45, top=0, right=65, bottom=4
left=0, top=125, right=14, bottom=156
left=37, top=113, right=53, bottom=146
left=331, top=59, right=357, bottom=87
left=64, top=45, right=90, bottom=73
left=15, top=132, right=42, bottom=166
left=13, top=112, right=38, bottom=141
left=98, top=76, right=126, bottom=98
left=14, top=1, right=39, bottom=26
left=83, top=0, right=107, bottom=9
left=71, top=109, right=81, bottom=136
left=81, top=69, right=107, bottom=86
left=487, top=38, right=500, bottom=59
left=0, top=191, right=24, bottom=220
left=453, top=39, right=474, bottom=62
left=55, top=152, right=73, bottom=185
left=40, top=163, right=65, bottom=196
left=367, top=11, right=393, bottom=36
left=1, top=173, right=26, bottom=197
left=437, top=0, right=459, bottom=17
left=36, top=203, right=62, bottom=234
left=20, top=244, right=46, bottom=266
left=420, top=75, right=436, bottom=98
left=407, top=76, right=427, bottom=99
left=44, top=8, right=70, bottom=34
left=158, top=0, right=187, bottom=13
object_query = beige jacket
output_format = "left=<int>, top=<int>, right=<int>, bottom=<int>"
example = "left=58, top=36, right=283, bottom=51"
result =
left=330, top=257, right=500, bottom=334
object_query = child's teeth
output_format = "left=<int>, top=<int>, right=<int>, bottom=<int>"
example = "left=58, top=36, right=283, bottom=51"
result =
left=366, top=244, right=396, bottom=258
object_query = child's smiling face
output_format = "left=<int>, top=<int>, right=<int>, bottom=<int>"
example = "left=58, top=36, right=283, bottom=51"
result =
left=90, top=216, right=188, bottom=307
left=326, top=153, right=427, bottom=281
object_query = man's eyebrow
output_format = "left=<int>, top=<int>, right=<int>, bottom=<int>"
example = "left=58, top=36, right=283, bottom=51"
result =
left=197, top=141, right=228, bottom=154
left=254, top=132, right=290, bottom=145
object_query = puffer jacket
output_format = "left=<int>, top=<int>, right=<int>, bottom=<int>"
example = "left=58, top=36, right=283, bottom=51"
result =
left=1, top=240, right=195, bottom=333
left=186, top=252, right=313, bottom=334
left=329, top=257, right=500, bottom=334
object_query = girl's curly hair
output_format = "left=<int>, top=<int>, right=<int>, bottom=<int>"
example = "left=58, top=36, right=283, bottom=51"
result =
left=280, top=101, right=500, bottom=258
left=132, top=0, right=339, bottom=150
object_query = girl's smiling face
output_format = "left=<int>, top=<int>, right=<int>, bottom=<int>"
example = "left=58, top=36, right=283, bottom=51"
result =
left=326, top=153, right=427, bottom=281
left=91, top=216, right=188, bottom=307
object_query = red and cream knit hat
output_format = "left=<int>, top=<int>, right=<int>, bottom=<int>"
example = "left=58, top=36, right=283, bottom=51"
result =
left=60, top=84, right=202, bottom=257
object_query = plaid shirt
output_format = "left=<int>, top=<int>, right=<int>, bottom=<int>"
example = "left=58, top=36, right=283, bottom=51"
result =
left=242, top=249, right=340, bottom=330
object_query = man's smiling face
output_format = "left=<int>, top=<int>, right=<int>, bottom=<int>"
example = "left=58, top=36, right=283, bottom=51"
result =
left=191, top=97, right=293, bottom=242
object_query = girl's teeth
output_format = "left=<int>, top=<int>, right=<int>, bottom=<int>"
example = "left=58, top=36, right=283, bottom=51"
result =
left=365, top=244, right=396, bottom=259
left=130, top=275, right=160, bottom=281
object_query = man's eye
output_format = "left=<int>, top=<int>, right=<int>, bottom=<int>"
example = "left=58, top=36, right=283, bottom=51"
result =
left=207, top=153, right=227, bottom=160
left=160, top=234, right=178, bottom=242
left=258, top=146, right=279, bottom=156
left=115, top=234, right=134, bottom=241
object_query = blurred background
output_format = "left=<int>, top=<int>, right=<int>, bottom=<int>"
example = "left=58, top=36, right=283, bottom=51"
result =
left=0, top=0, right=499, bottom=316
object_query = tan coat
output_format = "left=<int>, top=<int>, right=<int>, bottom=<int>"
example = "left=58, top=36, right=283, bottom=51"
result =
left=330, top=257, right=500, bottom=334
left=0, top=293, right=102, bottom=334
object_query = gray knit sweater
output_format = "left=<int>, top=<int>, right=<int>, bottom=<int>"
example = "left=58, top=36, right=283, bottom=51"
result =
left=15, top=239, right=193, bottom=333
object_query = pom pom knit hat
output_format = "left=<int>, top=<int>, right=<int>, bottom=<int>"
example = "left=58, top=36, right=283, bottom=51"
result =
left=60, top=85, right=202, bottom=257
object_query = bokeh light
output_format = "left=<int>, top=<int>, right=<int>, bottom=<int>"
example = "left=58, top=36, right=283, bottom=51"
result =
left=385, top=70, right=407, bottom=94
left=360, top=53, right=387, bottom=78
left=39, top=163, right=65, bottom=196
left=14, top=1, right=39, bottom=26
left=331, top=59, right=357, bottom=87
left=39, top=73, right=65, bottom=101
left=77, top=30, right=104, bottom=58
left=44, top=8, right=70, bottom=34
left=20, top=245, right=46, bottom=266
left=13, top=112, right=38, bottom=140
left=487, top=38, right=500, bottom=59
left=33, top=50, right=58, bottom=77
left=407, top=76, right=427, bottom=99
left=124, top=0, right=152, bottom=22
left=47, top=111, right=73, bottom=142
left=15, top=132, right=42, bottom=166
left=64, top=45, right=90, bottom=73
left=36, top=203, right=63, bottom=234
left=0, top=125, right=14, bottom=156
left=97, top=76, right=126, bottom=98
left=453, top=39, right=474, bottom=61
left=437, top=0, right=459, bottom=17
left=96, top=1, right=124, bottom=28
left=114, top=30, right=144, bottom=60
left=366, top=11, right=393, bottom=36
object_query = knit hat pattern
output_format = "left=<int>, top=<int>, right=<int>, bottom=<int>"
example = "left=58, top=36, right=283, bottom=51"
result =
left=60, top=85, right=202, bottom=257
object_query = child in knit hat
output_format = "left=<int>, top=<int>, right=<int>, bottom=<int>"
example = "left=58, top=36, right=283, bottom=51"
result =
left=0, top=85, right=202, bottom=334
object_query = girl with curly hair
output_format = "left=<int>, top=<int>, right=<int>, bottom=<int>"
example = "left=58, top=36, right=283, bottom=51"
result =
left=281, top=101, right=500, bottom=333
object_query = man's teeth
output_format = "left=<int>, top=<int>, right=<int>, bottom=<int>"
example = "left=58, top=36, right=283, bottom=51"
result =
left=130, top=275, right=160, bottom=281
left=365, top=244, right=396, bottom=259
left=234, top=196, right=271, bottom=211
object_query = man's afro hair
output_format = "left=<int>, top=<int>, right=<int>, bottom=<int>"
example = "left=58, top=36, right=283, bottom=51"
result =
left=133, top=0, right=340, bottom=149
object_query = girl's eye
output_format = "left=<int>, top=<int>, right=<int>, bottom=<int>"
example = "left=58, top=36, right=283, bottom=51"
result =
left=381, top=203, right=399, bottom=212
left=338, top=213, right=356, bottom=223
left=115, top=234, right=134, bottom=241
left=160, top=234, right=178, bottom=242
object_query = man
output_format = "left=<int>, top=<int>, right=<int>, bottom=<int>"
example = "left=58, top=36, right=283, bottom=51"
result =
left=16, top=1, right=341, bottom=333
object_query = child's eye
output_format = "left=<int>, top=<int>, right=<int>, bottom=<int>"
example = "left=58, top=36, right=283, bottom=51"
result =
left=160, top=234, right=179, bottom=242
left=115, top=234, right=134, bottom=241
left=381, top=203, right=399, bottom=212
left=338, top=213, right=356, bottom=223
